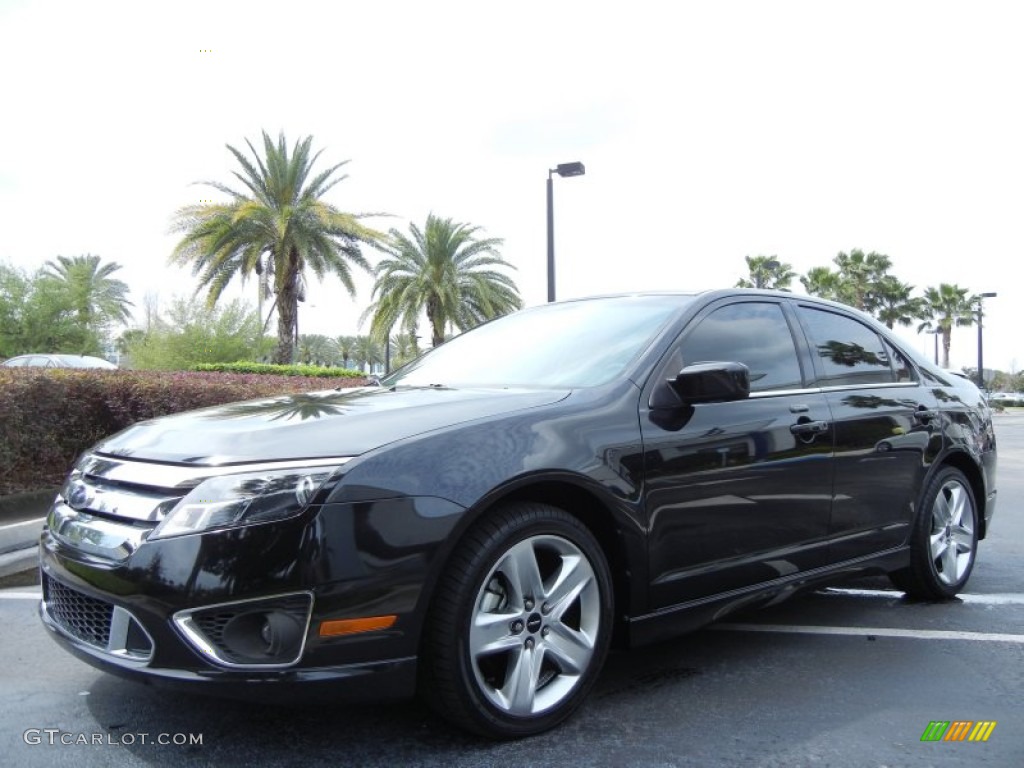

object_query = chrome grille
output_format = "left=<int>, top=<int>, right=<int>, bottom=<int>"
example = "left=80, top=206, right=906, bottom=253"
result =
left=60, top=453, right=351, bottom=524
left=43, top=575, right=113, bottom=648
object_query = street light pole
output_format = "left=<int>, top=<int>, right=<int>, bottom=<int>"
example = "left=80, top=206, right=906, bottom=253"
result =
left=546, top=161, right=585, bottom=302
left=976, top=292, right=997, bottom=389
left=546, top=174, right=555, bottom=302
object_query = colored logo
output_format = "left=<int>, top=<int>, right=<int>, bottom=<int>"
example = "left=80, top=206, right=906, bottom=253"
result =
left=920, top=721, right=996, bottom=742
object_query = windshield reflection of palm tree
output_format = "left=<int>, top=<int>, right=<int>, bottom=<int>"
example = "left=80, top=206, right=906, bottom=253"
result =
left=930, top=388, right=963, bottom=404
left=841, top=394, right=918, bottom=410
left=817, top=340, right=885, bottom=368
left=203, top=392, right=360, bottom=422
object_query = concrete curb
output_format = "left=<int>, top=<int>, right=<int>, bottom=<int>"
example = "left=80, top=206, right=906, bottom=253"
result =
left=0, top=517, right=45, bottom=555
left=0, top=490, right=53, bottom=579
left=0, top=488, right=58, bottom=524
left=0, top=546, right=37, bottom=580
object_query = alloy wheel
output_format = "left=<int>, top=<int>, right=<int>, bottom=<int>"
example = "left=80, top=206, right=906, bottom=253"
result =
left=928, top=478, right=976, bottom=586
left=468, top=534, right=601, bottom=716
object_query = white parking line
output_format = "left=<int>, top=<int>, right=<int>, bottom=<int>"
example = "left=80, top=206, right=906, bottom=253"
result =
left=818, top=587, right=1024, bottom=605
left=713, top=623, right=1024, bottom=644
left=0, top=592, right=41, bottom=600
left=0, top=522, right=38, bottom=531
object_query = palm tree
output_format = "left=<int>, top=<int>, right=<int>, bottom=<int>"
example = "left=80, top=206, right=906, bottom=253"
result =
left=918, top=283, right=976, bottom=368
left=735, top=255, right=795, bottom=290
left=41, top=254, right=133, bottom=331
left=336, top=334, right=357, bottom=369
left=389, top=332, right=421, bottom=369
left=296, top=334, right=336, bottom=365
left=351, top=335, right=383, bottom=372
left=873, top=276, right=923, bottom=329
left=170, top=131, right=385, bottom=364
left=365, top=214, right=522, bottom=348
left=800, top=266, right=844, bottom=302
left=832, top=249, right=892, bottom=310
left=801, top=250, right=896, bottom=310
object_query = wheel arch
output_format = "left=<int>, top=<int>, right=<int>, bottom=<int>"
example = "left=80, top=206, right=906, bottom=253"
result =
left=419, top=475, right=642, bottom=650
left=934, top=451, right=988, bottom=540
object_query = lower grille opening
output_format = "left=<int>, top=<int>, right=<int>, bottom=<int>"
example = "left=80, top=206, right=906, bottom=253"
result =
left=43, top=575, right=154, bottom=661
left=43, top=575, right=113, bottom=648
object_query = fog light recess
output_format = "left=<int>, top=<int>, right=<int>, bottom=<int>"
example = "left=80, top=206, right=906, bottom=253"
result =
left=173, top=592, right=313, bottom=669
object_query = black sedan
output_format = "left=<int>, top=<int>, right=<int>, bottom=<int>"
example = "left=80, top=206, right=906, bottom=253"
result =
left=38, top=290, right=997, bottom=738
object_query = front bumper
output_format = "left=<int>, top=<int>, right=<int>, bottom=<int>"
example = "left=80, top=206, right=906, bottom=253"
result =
left=38, top=493, right=465, bottom=701
left=38, top=595, right=417, bottom=702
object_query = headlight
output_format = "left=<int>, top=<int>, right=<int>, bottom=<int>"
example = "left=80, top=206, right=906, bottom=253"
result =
left=150, top=465, right=341, bottom=539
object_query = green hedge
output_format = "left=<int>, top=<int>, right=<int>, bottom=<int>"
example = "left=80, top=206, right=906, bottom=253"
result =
left=988, top=396, right=1023, bottom=409
left=0, top=368, right=367, bottom=495
left=192, top=362, right=365, bottom=378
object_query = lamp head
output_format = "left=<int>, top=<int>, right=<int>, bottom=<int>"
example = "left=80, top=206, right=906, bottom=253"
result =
left=553, top=162, right=586, bottom=177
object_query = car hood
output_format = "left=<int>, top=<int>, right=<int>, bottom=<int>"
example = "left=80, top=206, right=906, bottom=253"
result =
left=94, top=385, right=571, bottom=465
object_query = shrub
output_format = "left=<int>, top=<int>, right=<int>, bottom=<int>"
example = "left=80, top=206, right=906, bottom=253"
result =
left=988, top=396, right=1022, bottom=409
left=123, top=297, right=268, bottom=370
left=192, top=362, right=365, bottom=378
left=0, top=368, right=367, bottom=494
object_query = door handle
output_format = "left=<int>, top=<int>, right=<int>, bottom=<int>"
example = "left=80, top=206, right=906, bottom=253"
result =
left=790, top=420, right=830, bottom=436
left=914, top=407, right=938, bottom=424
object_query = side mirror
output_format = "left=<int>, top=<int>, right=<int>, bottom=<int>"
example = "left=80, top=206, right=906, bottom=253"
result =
left=674, top=361, right=750, bottom=403
left=652, top=361, right=750, bottom=408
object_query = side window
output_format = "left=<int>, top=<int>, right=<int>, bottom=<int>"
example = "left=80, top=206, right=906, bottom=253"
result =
left=797, top=306, right=896, bottom=386
left=680, top=302, right=803, bottom=392
left=884, top=340, right=915, bottom=382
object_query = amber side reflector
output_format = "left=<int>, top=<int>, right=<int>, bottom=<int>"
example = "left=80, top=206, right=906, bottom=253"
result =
left=319, top=615, right=397, bottom=637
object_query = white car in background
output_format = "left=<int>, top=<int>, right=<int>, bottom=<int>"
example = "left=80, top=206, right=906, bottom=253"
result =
left=990, top=392, right=1024, bottom=405
left=1, top=354, right=117, bottom=369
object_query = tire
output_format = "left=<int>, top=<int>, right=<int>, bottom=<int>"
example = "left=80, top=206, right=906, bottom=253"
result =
left=889, top=466, right=979, bottom=600
left=420, top=501, right=613, bottom=738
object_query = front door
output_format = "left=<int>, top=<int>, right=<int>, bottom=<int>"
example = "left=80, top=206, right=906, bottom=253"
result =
left=641, top=299, right=835, bottom=610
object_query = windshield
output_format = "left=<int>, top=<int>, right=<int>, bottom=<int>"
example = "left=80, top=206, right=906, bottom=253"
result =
left=383, top=295, right=691, bottom=389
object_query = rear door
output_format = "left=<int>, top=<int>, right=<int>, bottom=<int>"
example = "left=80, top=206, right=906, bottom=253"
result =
left=792, top=303, right=942, bottom=561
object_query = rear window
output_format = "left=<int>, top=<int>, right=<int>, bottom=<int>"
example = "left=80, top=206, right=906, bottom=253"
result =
left=797, top=306, right=896, bottom=386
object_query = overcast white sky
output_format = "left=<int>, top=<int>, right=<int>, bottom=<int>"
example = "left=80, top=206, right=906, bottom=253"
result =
left=1, top=0, right=1021, bottom=373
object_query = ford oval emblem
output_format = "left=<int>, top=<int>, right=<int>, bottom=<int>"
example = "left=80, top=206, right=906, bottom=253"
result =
left=67, top=480, right=90, bottom=510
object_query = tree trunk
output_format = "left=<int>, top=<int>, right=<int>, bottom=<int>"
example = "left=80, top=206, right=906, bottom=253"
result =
left=427, top=297, right=444, bottom=348
left=942, top=329, right=951, bottom=369
left=273, top=249, right=300, bottom=364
